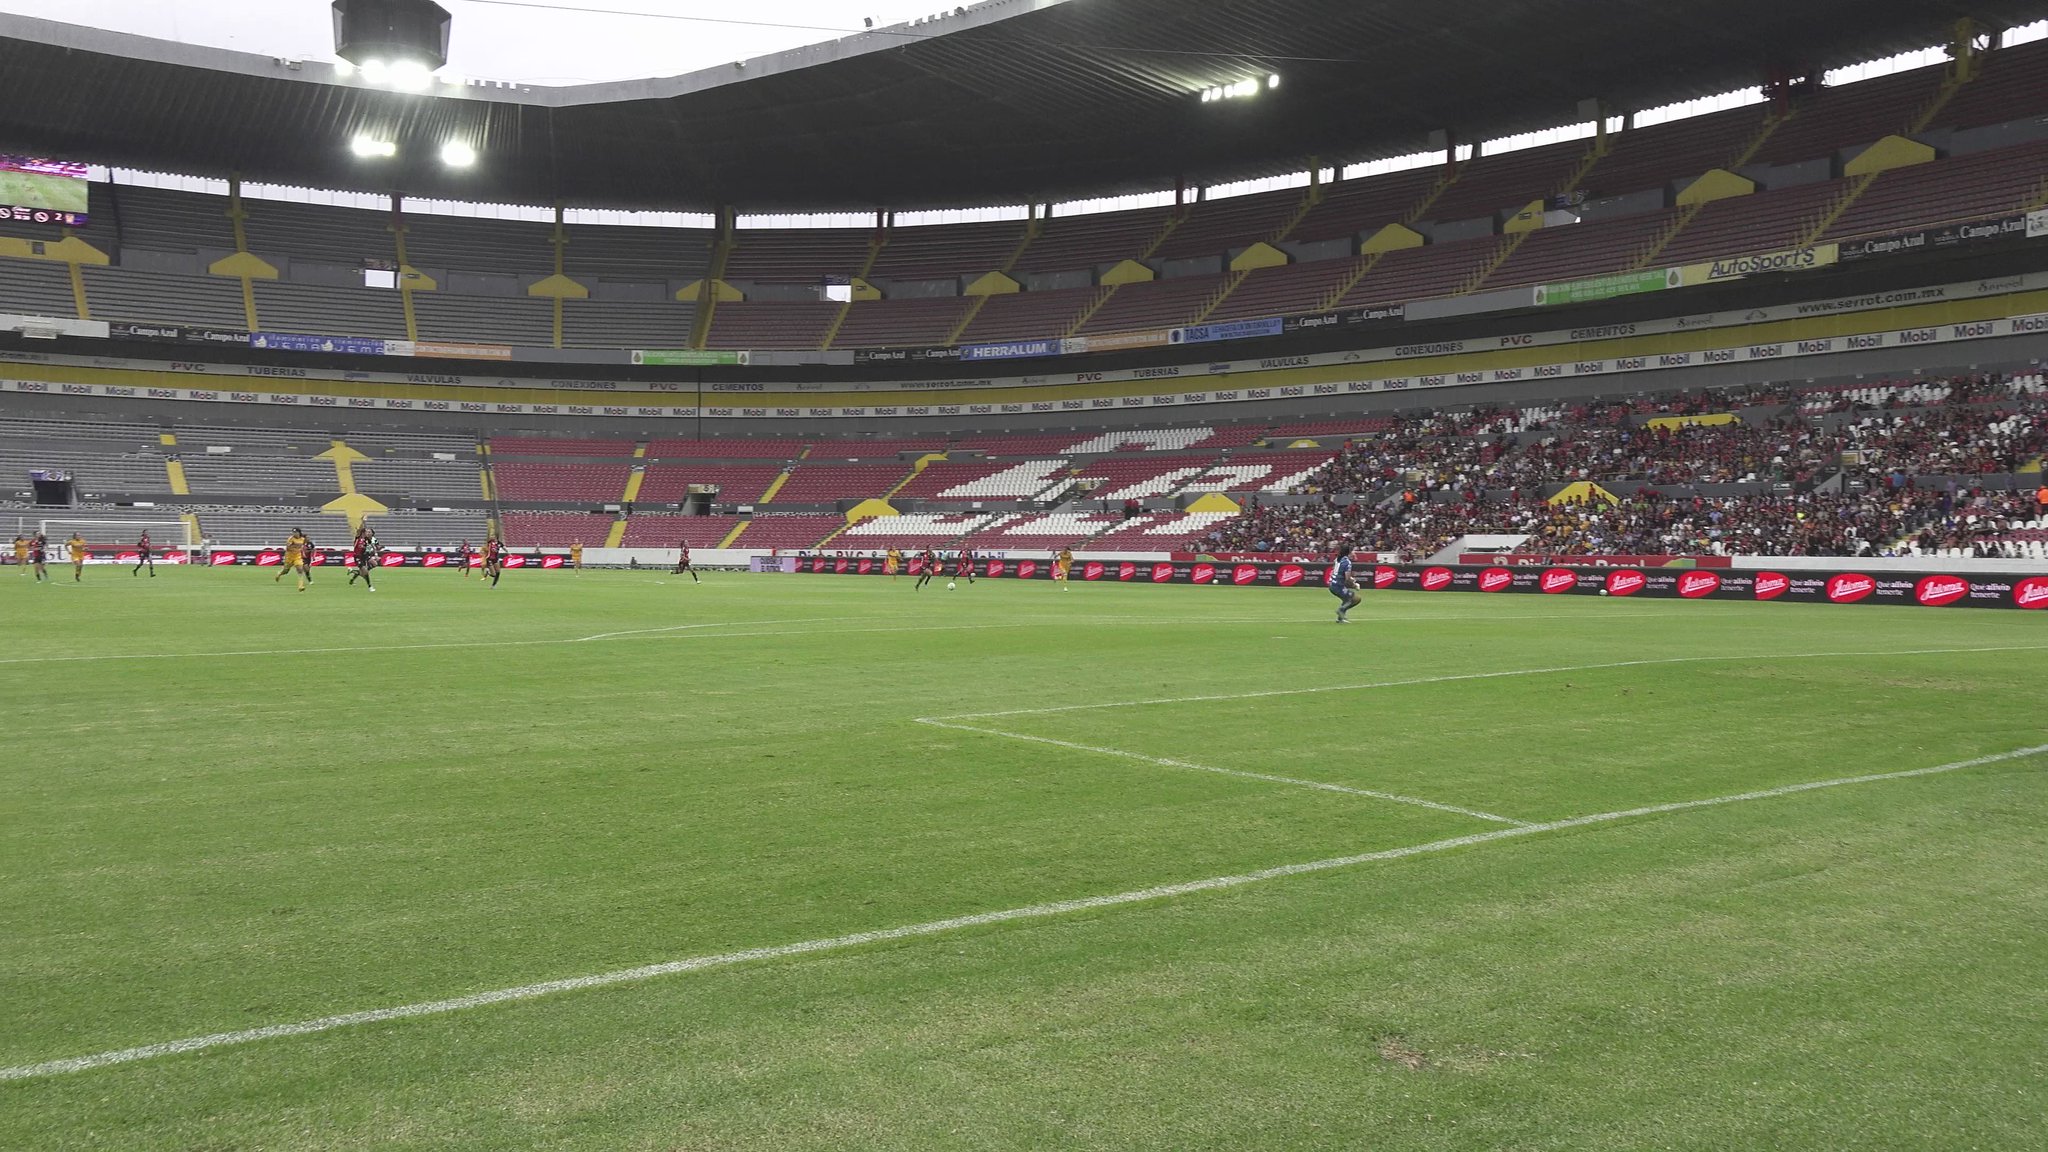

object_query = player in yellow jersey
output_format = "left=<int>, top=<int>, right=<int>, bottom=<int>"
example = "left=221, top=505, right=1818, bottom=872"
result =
left=885, top=546, right=902, bottom=580
left=67, top=532, right=88, bottom=582
left=1053, top=547, right=1074, bottom=590
left=276, top=530, right=300, bottom=584
left=277, top=529, right=311, bottom=591
left=12, top=534, right=27, bottom=575
left=570, top=541, right=584, bottom=572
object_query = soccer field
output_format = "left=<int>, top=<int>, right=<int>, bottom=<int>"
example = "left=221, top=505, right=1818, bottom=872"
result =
left=2, top=565, right=2045, bottom=1150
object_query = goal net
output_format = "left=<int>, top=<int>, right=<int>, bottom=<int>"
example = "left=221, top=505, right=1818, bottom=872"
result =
left=33, top=519, right=199, bottom=563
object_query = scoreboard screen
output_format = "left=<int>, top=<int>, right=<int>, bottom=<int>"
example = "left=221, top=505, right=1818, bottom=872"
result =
left=0, top=156, right=90, bottom=226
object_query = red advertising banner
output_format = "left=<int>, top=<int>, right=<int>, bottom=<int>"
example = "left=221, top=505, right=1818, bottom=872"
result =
left=1458, top=553, right=1733, bottom=569
left=791, top=557, right=2048, bottom=609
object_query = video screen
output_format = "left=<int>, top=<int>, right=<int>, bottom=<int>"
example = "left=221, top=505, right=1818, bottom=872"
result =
left=0, top=156, right=91, bottom=226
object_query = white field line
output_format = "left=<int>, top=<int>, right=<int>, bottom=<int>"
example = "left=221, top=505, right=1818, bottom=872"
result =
left=936, top=644, right=2048, bottom=720
left=917, top=718, right=1531, bottom=826
left=0, top=619, right=1185, bottom=667
left=0, top=611, right=1693, bottom=668
left=4, top=741, right=2041, bottom=1085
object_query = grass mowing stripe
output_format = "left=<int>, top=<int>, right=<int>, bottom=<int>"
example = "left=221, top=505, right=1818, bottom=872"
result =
left=7, top=741, right=2042, bottom=1086
left=916, top=718, right=1533, bottom=825
left=939, top=644, right=2048, bottom=719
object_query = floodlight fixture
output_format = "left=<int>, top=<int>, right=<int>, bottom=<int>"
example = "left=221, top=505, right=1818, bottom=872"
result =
left=440, top=140, right=478, bottom=168
left=350, top=134, right=397, bottom=158
left=332, top=0, right=451, bottom=71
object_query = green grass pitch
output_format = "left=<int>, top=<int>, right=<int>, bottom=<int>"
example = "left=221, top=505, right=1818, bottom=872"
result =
left=2, top=563, right=2045, bottom=1150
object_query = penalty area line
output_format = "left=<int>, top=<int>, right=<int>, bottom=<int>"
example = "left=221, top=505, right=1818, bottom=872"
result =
left=4, top=742, right=2042, bottom=1084
left=936, top=644, right=2048, bottom=720
left=915, top=718, right=1531, bottom=826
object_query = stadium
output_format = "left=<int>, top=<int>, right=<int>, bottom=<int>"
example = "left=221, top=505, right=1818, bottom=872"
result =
left=2, top=0, right=2047, bottom=1145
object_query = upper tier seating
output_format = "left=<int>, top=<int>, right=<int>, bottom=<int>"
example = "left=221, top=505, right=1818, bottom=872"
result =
left=0, top=258, right=77, bottom=317
left=830, top=297, right=973, bottom=348
left=253, top=281, right=407, bottom=339
left=566, top=224, right=715, bottom=282
left=1076, top=274, right=1226, bottom=334
left=500, top=511, right=615, bottom=547
left=725, top=228, right=872, bottom=282
left=1588, top=104, right=1771, bottom=199
left=491, top=462, right=631, bottom=502
left=81, top=267, right=247, bottom=329
left=1820, top=140, right=2048, bottom=241
left=1202, top=259, right=1360, bottom=323
left=1427, top=139, right=1592, bottom=222
left=412, top=293, right=552, bottom=346
left=766, top=463, right=908, bottom=504
left=648, top=438, right=809, bottom=460
left=243, top=199, right=392, bottom=268
left=868, top=220, right=1027, bottom=281
left=491, top=437, right=637, bottom=457
left=893, top=458, right=1072, bottom=501
left=636, top=464, right=783, bottom=504
left=563, top=300, right=695, bottom=350
left=1654, top=178, right=1847, bottom=266
left=1153, top=187, right=1304, bottom=261
left=1749, top=68, right=1943, bottom=167
left=704, top=301, right=839, bottom=350
left=955, top=286, right=1099, bottom=343
left=1291, top=167, right=1444, bottom=245
left=1016, top=208, right=1173, bottom=275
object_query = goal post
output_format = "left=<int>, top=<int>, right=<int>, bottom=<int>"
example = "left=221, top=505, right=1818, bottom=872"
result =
left=33, top=519, right=199, bottom=563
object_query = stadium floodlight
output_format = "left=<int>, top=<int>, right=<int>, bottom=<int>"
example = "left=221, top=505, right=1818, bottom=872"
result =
left=384, top=59, right=435, bottom=91
left=1202, top=77, right=1267, bottom=103
left=350, top=134, right=398, bottom=158
left=333, top=0, right=451, bottom=71
left=440, top=140, right=478, bottom=168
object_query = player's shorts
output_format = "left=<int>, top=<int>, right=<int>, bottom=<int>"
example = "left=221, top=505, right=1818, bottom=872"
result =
left=1329, top=583, right=1351, bottom=599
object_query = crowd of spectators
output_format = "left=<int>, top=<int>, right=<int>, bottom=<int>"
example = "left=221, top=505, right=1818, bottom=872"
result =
left=1230, top=374, right=2048, bottom=558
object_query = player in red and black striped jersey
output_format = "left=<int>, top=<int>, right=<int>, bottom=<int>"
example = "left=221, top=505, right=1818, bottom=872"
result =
left=346, top=526, right=378, bottom=591
left=131, top=531, right=155, bottom=577
left=956, top=547, right=976, bottom=584
left=914, top=548, right=938, bottom=590
left=482, top=536, right=504, bottom=587
left=29, top=532, right=48, bottom=582
left=673, top=542, right=700, bottom=583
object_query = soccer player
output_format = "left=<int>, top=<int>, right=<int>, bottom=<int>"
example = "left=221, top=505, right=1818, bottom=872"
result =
left=67, top=531, right=88, bottom=582
left=483, top=535, right=504, bottom=588
left=570, top=540, right=584, bottom=572
left=276, top=529, right=300, bottom=584
left=885, top=546, right=902, bottom=580
left=295, top=529, right=316, bottom=588
left=132, top=530, right=156, bottom=577
left=458, top=539, right=473, bottom=578
left=1328, top=543, right=1363, bottom=624
left=1054, top=547, right=1074, bottom=591
left=29, top=531, right=48, bottom=582
left=673, top=542, right=700, bottom=583
left=347, top=526, right=378, bottom=591
left=957, top=546, right=976, bottom=584
left=914, top=548, right=938, bottom=591
left=11, top=534, right=26, bottom=575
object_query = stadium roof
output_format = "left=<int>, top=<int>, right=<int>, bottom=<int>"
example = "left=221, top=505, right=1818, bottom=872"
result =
left=0, top=0, right=2042, bottom=212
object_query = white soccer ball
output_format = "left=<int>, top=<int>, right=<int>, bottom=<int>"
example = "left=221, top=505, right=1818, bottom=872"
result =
left=947, top=581, right=957, bottom=590
left=1599, top=588, right=1609, bottom=596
